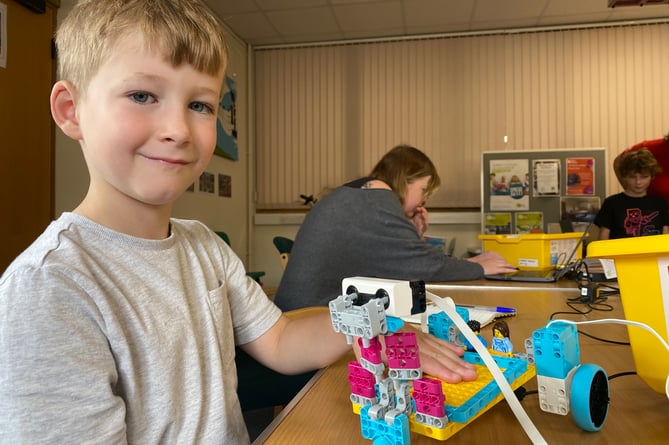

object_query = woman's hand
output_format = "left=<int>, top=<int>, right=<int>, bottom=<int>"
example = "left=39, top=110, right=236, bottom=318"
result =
left=467, top=251, right=518, bottom=275
left=408, top=206, right=429, bottom=238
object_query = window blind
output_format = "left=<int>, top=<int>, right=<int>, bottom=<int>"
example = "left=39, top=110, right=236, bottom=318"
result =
left=254, top=23, right=669, bottom=209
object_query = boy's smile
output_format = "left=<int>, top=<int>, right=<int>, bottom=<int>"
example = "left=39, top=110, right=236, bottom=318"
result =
left=54, top=36, right=225, bottom=236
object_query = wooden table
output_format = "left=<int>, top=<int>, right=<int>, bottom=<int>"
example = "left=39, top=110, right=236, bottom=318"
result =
left=256, top=282, right=669, bottom=444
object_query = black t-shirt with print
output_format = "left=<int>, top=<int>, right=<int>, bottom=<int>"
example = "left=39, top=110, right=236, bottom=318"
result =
left=595, top=192, right=669, bottom=239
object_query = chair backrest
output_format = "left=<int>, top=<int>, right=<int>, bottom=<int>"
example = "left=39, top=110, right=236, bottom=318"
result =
left=446, top=237, right=456, bottom=256
left=216, top=231, right=265, bottom=284
left=272, top=236, right=294, bottom=270
left=216, top=231, right=231, bottom=246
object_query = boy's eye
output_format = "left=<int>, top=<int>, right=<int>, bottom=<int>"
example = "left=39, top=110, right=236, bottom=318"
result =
left=190, top=102, right=214, bottom=114
left=129, top=92, right=154, bottom=104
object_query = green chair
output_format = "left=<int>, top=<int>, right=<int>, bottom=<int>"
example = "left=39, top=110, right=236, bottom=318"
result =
left=216, top=231, right=266, bottom=285
left=272, top=236, right=294, bottom=270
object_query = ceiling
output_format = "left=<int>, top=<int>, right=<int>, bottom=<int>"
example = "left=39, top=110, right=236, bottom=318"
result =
left=205, top=0, right=669, bottom=47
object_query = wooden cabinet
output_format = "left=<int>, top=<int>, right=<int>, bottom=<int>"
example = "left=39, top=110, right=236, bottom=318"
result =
left=0, top=1, right=59, bottom=272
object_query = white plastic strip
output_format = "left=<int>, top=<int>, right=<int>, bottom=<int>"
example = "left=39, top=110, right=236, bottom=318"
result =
left=427, top=292, right=548, bottom=445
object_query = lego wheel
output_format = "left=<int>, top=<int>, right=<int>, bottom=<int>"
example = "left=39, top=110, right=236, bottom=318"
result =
left=570, top=363, right=609, bottom=431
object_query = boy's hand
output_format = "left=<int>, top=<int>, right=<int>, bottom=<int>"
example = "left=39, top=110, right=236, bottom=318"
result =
left=401, top=323, right=478, bottom=383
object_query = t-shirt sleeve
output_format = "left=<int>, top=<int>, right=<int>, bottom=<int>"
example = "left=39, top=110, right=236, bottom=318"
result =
left=216, top=235, right=282, bottom=345
left=594, top=196, right=614, bottom=229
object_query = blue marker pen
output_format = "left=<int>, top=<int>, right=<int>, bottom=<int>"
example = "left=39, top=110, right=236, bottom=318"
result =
left=457, top=304, right=517, bottom=314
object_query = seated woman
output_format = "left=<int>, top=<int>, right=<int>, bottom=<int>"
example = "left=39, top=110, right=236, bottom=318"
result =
left=273, top=145, right=516, bottom=385
left=275, top=144, right=515, bottom=312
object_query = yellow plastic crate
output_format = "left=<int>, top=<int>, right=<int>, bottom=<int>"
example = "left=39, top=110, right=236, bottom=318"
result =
left=478, top=232, right=584, bottom=270
left=588, top=235, right=669, bottom=394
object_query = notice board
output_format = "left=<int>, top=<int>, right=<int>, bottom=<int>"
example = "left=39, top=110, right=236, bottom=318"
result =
left=481, top=148, right=607, bottom=234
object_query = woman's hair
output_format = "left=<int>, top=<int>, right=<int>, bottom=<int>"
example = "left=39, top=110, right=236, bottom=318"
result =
left=618, top=147, right=662, bottom=179
left=492, top=320, right=510, bottom=338
left=56, top=0, right=228, bottom=95
left=369, top=145, right=441, bottom=204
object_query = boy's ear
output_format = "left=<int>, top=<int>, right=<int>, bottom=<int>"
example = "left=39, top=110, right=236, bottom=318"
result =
left=50, top=80, right=82, bottom=140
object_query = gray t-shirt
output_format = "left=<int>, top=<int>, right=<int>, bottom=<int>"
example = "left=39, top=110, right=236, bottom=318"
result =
left=0, top=213, right=281, bottom=444
left=274, top=181, right=484, bottom=311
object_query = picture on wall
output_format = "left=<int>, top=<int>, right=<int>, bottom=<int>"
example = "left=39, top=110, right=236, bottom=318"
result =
left=214, top=75, right=239, bottom=161
left=199, top=172, right=215, bottom=194
left=218, top=174, right=231, bottom=198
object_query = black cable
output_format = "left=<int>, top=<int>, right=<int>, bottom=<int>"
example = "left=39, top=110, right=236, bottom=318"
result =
left=577, top=329, right=630, bottom=345
left=608, top=371, right=637, bottom=380
left=550, top=300, right=629, bottom=345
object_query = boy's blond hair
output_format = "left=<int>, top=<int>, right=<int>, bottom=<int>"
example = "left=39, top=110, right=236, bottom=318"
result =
left=56, top=0, right=228, bottom=94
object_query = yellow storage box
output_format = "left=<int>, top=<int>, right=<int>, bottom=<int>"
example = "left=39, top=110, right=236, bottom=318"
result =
left=588, top=235, right=669, bottom=394
left=478, top=233, right=584, bottom=270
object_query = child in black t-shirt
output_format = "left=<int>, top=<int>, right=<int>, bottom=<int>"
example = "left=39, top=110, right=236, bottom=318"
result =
left=595, top=148, right=669, bottom=239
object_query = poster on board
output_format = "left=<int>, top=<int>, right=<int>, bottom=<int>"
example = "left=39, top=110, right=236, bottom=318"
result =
left=532, top=159, right=560, bottom=196
left=515, top=211, right=544, bottom=234
left=566, top=157, right=595, bottom=195
left=489, top=159, right=529, bottom=211
left=483, top=212, right=512, bottom=234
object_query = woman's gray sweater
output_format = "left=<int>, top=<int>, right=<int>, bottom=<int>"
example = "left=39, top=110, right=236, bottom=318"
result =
left=274, top=180, right=484, bottom=311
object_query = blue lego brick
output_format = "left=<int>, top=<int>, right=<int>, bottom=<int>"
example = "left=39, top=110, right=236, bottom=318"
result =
left=428, top=306, right=469, bottom=341
left=386, top=316, right=405, bottom=333
left=532, top=322, right=580, bottom=379
left=359, top=405, right=410, bottom=445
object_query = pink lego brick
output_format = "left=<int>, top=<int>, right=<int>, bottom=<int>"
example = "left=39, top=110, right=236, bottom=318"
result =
left=348, top=361, right=376, bottom=398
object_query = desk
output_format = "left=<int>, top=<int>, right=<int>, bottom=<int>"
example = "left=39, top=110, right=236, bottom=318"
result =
left=257, top=284, right=669, bottom=444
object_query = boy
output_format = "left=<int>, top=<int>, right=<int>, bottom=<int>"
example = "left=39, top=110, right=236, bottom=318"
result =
left=596, top=147, right=669, bottom=239
left=0, top=1, right=351, bottom=443
left=0, top=1, right=474, bottom=442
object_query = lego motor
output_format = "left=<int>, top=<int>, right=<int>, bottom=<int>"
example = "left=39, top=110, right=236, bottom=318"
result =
left=532, top=322, right=610, bottom=431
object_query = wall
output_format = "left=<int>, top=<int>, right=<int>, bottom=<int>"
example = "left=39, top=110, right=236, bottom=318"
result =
left=253, top=24, right=669, bottom=210
left=54, top=0, right=253, bottom=265
left=0, top=0, right=58, bottom=272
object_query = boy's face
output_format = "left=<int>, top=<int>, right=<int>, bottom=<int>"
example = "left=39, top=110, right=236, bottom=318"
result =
left=73, top=36, right=224, bottom=209
left=623, top=171, right=652, bottom=197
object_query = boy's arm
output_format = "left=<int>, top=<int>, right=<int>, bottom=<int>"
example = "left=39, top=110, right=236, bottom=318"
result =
left=241, top=308, right=351, bottom=375
left=241, top=307, right=477, bottom=382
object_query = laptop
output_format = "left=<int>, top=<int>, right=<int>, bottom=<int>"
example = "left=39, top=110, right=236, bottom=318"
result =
left=484, top=222, right=591, bottom=283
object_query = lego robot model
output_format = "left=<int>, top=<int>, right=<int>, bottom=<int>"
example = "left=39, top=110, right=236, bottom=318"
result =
left=531, top=321, right=610, bottom=432
left=329, top=277, right=429, bottom=444
left=329, top=277, right=542, bottom=444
